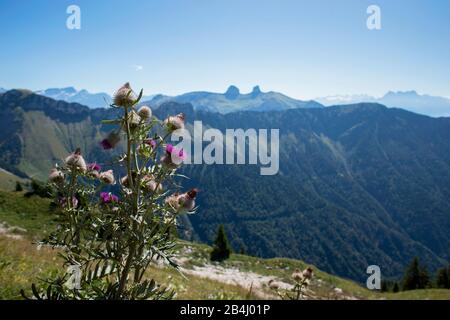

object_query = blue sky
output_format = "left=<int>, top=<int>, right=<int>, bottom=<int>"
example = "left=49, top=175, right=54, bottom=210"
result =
left=1, top=0, right=449, bottom=99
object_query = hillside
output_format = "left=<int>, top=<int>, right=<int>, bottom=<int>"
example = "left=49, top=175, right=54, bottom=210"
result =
left=0, top=90, right=449, bottom=282
left=1, top=190, right=449, bottom=300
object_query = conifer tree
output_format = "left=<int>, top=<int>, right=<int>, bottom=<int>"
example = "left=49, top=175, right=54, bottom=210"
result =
left=402, top=257, right=421, bottom=291
left=436, top=267, right=449, bottom=289
left=210, top=224, right=232, bottom=262
left=402, top=257, right=432, bottom=290
left=392, top=282, right=399, bottom=293
left=15, top=181, right=23, bottom=192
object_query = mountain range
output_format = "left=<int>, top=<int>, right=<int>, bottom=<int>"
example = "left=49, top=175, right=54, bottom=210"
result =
left=34, top=87, right=155, bottom=109
left=0, top=89, right=449, bottom=282
left=147, top=85, right=323, bottom=113
left=9, top=86, right=450, bottom=118
left=316, top=91, right=450, bottom=117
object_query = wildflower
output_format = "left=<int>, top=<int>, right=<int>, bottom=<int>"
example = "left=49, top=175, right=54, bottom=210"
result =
left=113, top=82, right=136, bottom=107
left=100, top=192, right=119, bottom=204
left=100, top=131, right=121, bottom=150
left=137, top=105, right=152, bottom=120
left=164, top=113, right=185, bottom=131
left=161, top=144, right=186, bottom=168
left=48, top=168, right=64, bottom=183
left=65, top=148, right=87, bottom=172
left=99, top=170, right=115, bottom=185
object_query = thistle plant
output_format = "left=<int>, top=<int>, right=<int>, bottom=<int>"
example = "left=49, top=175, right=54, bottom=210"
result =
left=269, top=267, right=314, bottom=300
left=22, top=83, right=198, bottom=300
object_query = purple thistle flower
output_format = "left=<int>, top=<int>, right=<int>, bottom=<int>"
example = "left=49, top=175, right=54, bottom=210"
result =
left=100, top=192, right=119, bottom=204
left=144, top=138, right=157, bottom=148
left=100, top=131, right=121, bottom=150
left=88, top=163, right=102, bottom=172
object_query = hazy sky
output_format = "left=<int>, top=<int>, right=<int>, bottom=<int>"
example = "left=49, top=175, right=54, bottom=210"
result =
left=1, top=0, right=449, bottom=99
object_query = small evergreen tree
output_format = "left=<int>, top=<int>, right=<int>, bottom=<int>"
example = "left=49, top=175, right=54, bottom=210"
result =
left=15, top=181, right=23, bottom=192
left=418, top=265, right=431, bottom=289
left=402, top=257, right=431, bottom=290
left=210, top=224, right=231, bottom=262
left=436, top=267, right=450, bottom=289
left=402, top=257, right=421, bottom=291
left=392, top=282, right=399, bottom=293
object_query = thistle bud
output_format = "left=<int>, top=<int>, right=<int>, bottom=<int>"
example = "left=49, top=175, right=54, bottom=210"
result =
left=165, top=193, right=181, bottom=211
left=137, top=105, right=152, bottom=120
left=113, top=82, right=136, bottom=107
left=142, top=175, right=162, bottom=193
left=292, top=269, right=303, bottom=282
left=164, top=113, right=185, bottom=131
left=87, top=163, right=101, bottom=178
left=99, top=170, right=115, bottom=185
left=48, top=168, right=64, bottom=183
left=302, top=267, right=313, bottom=280
left=100, top=131, right=121, bottom=150
left=161, top=144, right=186, bottom=169
left=178, top=188, right=198, bottom=212
left=65, top=148, right=87, bottom=173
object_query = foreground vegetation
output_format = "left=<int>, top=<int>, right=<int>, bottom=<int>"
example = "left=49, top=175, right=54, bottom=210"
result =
left=1, top=190, right=449, bottom=300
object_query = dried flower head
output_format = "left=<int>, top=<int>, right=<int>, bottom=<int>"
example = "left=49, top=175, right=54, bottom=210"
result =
left=164, top=113, right=185, bottom=131
left=99, top=170, right=115, bottom=185
left=113, top=82, right=136, bottom=107
left=137, top=105, right=152, bottom=120
left=302, top=267, right=313, bottom=280
left=127, top=110, right=141, bottom=130
left=65, top=148, right=87, bottom=172
left=178, top=188, right=198, bottom=212
left=165, top=193, right=181, bottom=211
left=48, top=168, right=64, bottom=183
left=142, top=175, right=163, bottom=193
left=268, top=279, right=280, bottom=290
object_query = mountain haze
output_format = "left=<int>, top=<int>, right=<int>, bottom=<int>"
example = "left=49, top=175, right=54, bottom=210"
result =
left=317, top=91, right=450, bottom=117
left=148, top=85, right=323, bottom=114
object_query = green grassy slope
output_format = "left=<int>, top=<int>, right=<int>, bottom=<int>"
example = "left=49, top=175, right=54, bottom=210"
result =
left=0, top=190, right=449, bottom=300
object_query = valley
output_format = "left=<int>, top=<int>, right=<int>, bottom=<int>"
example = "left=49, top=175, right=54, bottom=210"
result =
left=0, top=89, right=449, bottom=283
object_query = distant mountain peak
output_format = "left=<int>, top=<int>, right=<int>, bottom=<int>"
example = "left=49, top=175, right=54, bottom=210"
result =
left=251, top=85, right=262, bottom=97
left=384, top=90, right=419, bottom=97
left=225, top=85, right=240, bottom=100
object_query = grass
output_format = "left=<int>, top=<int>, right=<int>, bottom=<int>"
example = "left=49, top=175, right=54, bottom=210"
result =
left=0, top=170, right=28, bottom=192
left=0, top=190, right=55, bottom=238
left=0, top=189, right=449, bottom=300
